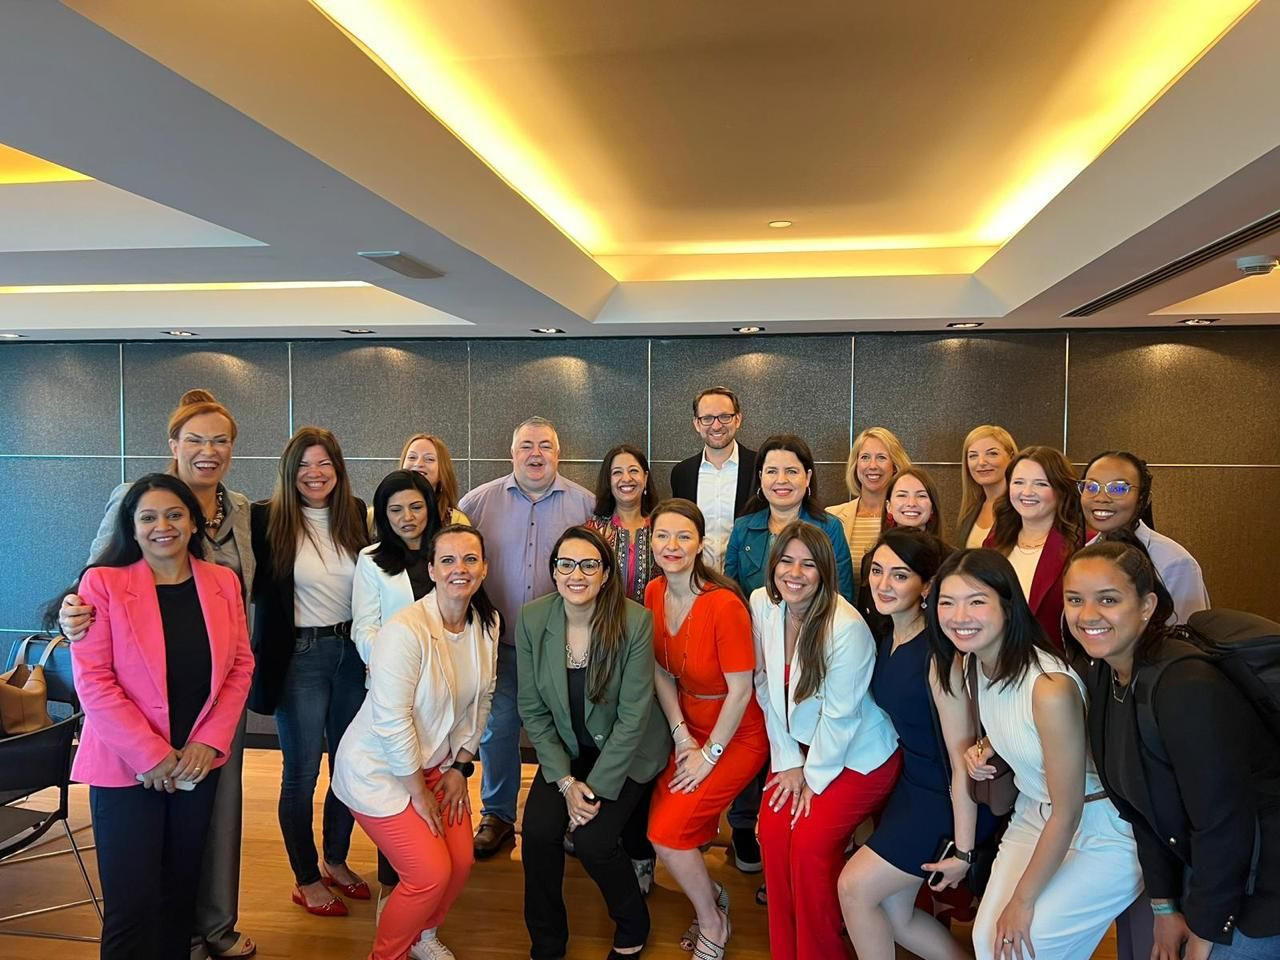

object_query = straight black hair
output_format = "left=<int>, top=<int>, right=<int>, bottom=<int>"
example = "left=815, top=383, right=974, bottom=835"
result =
left=863, top=528, right=952, bottom=639
left=426, top=523, right=500, bottom=633
left=370, top=470, right=442, bottom=576
left=926, top=547, right=1061, bottom=696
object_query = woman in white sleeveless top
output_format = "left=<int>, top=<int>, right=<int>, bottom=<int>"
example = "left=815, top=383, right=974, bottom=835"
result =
left=927, top=548, right=1141, bottom=960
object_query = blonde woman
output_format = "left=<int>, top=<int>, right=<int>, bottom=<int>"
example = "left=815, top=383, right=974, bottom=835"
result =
left=829, top=427, right=912, bottom=577
left=955, top=426, right=1017, bottom=549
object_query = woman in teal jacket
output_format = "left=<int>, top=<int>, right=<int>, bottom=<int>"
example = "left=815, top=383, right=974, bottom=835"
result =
left=725, top=435, right=855, bottom=604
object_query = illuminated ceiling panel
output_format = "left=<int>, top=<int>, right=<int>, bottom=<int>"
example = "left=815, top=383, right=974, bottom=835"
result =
left=311, top=0, right=1254, bottom=280
left=0, top=142, right=91, bottom=184
left=0, top=280, right=367, bottom=294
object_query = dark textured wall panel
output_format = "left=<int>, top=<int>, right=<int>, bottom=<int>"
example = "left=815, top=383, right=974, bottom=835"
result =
left=291, top=341, right=469, bottom=460
left=468, top=339, right=647, bottom=462
left=1067, top=329, right=1280, bottom=464
left=0, top=457, right=123, bottom=632
left=121, top=342, right=291, bottom=458
left=0, top=343, right=122, bottom=455
left=650, top=335, right=852, bottom=463
left=852, top=333, right=1067, bottom=463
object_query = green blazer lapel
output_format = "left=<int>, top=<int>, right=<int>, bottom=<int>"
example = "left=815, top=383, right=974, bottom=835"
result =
left=541, top=597, right=572, bottom=726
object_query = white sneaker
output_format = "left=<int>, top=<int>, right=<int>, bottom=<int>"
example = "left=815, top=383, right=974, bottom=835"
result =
left=409, top=929, right=456, bottom=960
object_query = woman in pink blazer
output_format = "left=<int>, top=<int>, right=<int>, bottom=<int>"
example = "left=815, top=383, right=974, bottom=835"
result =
left=50, top=473, right=253, bottom=960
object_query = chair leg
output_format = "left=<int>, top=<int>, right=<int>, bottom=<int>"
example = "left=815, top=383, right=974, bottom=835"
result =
left=0, top=820, right=103, bottom=943
left=64, top=819, right=103, bottom=923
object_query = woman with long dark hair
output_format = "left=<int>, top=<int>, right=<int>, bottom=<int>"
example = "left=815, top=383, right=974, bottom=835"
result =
left=586, top=443, right=660, bottom=602
left=934, top=549, right=1140, bottom=960
left=645, top=499, right=769, bottom=960
left=1065, top=538, right=1279, bottom=959
left=249, top=426, right=370, bottom=916
left=47, top=473, right=253, bottom=960
left=517, top=525, right=670, bottom=960
left=752, top=521, right=901, bottom=960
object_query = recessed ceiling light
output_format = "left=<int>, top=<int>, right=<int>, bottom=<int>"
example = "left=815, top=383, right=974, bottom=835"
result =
left=342, top=328, right=376, bottom=335
left=531, top=327, right=564, bottom=334
left=733, top=325, right=765, bottom=334
left=767, top=220, right=793, bottom=229
left=357, top=250, right=444, bottom=279
left=947, top=322, right=984, bottom=329
left=0, top=332, right=25, bottom=339
left=1179, top=317, right=1217, bottom=326
left=165, top=330, right=198, bottom=337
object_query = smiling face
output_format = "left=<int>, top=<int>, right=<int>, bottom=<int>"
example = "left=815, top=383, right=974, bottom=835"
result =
left=1008, top=458, right=1057, bottom=526
left=650, top=510, right=701, bottom=577
left=609, top=451, right=647, bottom=512
left=1063, top=556, right=1156, bottom=662
left=553, top=536, right=608, bottom=609
left=169, top=411, right=234, bottom=493
left=511, top=424, right=560, bottom=495
left=428, top=530, right=488, bottom=605
left=133, top=489, right=195, bottom=566
left=966, top=435, right=1011, bottom=491
left=295, top=443, right=337, bottom=507
left=935, top=573, right=1006, bottom=659
left=1081, top=456, right=1142, bottom=534
left=385, top=488, right=430, bottom=550
left=888, top=474, right=933, bottom=528
left=693, top=392, right=741, bottom=451
left=401, top=438, right=439, bottom=486
left=772, top=536, right=821, bottom=612
left=867, top=544, right=926, bottom=617
left=760, top=449, right=810, bottom=512
left=856, top=437, right=893, bottom=495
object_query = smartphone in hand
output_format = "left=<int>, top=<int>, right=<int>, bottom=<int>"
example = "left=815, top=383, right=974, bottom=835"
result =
left=926, top=839, right=955, bottom=888
left=135, top=774, right=196, bottom=791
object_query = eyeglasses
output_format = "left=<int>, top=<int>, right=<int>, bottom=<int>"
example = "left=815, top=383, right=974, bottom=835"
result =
left=554, top=557, right=603, bottom=575
left=1077, top=480, right=1134, bottom=497
left=695, top=413, right=738, bottom=427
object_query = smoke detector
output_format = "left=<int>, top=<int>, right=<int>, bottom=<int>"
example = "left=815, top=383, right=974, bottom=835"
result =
left=1236, top=254, right=1279, bottom=276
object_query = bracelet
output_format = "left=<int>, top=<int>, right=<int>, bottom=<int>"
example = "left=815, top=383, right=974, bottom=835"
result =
left=1150, top=900, right=1178, bottom=917
left=557, top=776, right=576, bottom=795
left=700, top=747, right=718, bottom=765
left=672, top=720, right=687, bottom=736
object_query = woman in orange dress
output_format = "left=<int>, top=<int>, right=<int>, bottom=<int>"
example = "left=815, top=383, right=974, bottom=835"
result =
left=645, top=499, right=769, bottom=960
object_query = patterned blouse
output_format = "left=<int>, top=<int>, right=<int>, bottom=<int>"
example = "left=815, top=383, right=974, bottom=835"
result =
left=585, top=514, right=656, bottom=603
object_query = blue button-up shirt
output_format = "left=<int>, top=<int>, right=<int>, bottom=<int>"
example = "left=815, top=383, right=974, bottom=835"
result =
left=458, top=471, right=595, bottom=643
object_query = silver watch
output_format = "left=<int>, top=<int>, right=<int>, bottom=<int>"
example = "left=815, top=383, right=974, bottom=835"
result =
left=708, top=741, right=725, bottom=759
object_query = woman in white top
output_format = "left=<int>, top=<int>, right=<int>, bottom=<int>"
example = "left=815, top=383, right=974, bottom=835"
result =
left=830, top=427, right=912, bottom=579
left=333, top=525, right=499, bottom=960
left=933, top=549, right=1141, bottom=960
left=752, top=520, right=901, bottom=960
left=955, top=426, right=1017, bottom=549
left=1077, top=450, right=1209, bottom=623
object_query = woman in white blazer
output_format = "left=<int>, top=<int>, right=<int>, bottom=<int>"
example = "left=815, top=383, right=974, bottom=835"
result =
left=333, top=524, right=500, bottom=960
left=751, top=520, right=902, bottom=960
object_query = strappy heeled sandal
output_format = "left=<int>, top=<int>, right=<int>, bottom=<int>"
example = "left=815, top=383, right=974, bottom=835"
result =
left=678, top=883, right=729, bottom=951
left=692, top=914, right=731, bottom=960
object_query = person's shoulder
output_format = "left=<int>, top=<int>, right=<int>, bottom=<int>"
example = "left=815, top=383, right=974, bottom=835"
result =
left=461, top=474, right=510, bottom=501
left=357, top=543, right=379, bottom=559
left=557, top=473, right=594, bottom=500
left=224, top=488, right=250, bottom=509
left=196, top=557, right=241, bottom=589
left=701, top=585, right=745, bottom=613
left=673, top=451, right=701, bottom=473
left=827, top=498, right=856, bottom=520
left=622, top=597, right=652, bottom=630
left=521, top=591, right=561, bottom=622
left=643, top=576, right=665, bottom=606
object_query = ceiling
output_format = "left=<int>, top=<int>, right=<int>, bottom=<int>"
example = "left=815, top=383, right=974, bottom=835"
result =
left=0, top=0, right=1278, bottom=339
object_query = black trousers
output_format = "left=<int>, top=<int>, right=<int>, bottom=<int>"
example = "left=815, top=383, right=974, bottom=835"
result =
left=90, top=771, right=221, bottom=960
left=522, top=760, right=651, bottom=960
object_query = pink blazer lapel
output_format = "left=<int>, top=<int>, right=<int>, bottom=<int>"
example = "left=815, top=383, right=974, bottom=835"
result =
left=191, top=559, right=232, bottom=688
left=1027, top=527, right=1069, bottom=615
left=122, top=560, right=169, bottom=698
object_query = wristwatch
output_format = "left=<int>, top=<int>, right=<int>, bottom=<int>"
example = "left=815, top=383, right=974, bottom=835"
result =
left=451, top=760, right=475, bottom=778
left=952, top=847, right=974, bottom=864
left=707, top=741, right=726, bottom=760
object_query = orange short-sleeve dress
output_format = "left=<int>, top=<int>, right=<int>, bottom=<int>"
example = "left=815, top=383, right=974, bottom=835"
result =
left=645, top=580, right=769, bottom=849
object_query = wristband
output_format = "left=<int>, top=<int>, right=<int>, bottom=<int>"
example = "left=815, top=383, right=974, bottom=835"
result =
left=700, top=747, right=718, bottom=765
left=672, top=720, right=687, bottom=736
left=558, top=776, right=576, bottom=795
left=952, top=848, right=974, bottom=864
left=1150, top=901, right=1178, bottom=917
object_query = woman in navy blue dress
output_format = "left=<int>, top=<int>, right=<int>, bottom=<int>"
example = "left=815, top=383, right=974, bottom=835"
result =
left=838, top=529, right=995, bottom=960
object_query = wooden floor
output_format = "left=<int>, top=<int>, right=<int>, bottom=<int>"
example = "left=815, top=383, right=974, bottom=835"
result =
left=0, top=748, right=1119, bottom=959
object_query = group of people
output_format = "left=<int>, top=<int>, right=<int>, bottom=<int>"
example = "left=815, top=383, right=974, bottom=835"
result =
left=44, top=385, right=1278, bottom=960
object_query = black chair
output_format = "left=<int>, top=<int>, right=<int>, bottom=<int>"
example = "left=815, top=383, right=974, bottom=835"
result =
left=0, top=714, right=102, bottom=943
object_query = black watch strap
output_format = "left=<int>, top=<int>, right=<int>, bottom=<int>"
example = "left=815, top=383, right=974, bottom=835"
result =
left=451, top=760, right=475, bottom=778
left=952, top=847, right=974, bottom=864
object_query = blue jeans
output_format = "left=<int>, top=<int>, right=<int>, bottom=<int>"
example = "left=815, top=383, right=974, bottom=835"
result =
left=274, top=633, right=367, bottom=885
left=1211, top=928, right=1280, bottom=957
left=479, top=642, right=523, bottom=824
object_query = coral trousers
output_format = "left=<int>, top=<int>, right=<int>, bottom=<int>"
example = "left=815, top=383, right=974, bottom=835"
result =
left=759, top=750, right=902, bottom=960
left=351, top=769, right=474, bottom=960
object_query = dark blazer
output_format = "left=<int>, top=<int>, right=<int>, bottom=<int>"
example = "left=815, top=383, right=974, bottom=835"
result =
left=985, top=525, right=1072, bottom=650
left=670, top=444, right=758, bottom=517
left=515, top=593, right=670, bottom=800
left=1084, top=649, right=1280, bottom=944
left=247, top=498, right=366, bottom=715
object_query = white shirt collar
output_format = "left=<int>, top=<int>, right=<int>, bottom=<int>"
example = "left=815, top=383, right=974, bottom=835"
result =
left=700, top=440, right=740, bottom=469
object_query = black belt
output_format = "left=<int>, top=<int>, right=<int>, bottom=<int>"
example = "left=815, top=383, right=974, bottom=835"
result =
left=294, top=620, right=352, bottom=641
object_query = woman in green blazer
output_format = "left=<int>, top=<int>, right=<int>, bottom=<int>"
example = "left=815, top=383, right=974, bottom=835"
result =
left=517, top=525, right=670, bottom=960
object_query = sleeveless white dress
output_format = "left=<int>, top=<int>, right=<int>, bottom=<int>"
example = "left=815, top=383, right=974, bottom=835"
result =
left=972, top=648, right=1142, bottom=960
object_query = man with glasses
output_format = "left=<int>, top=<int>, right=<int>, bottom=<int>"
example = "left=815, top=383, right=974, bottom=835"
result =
left=670, top=387, right=757, bottom=572
left=459, top=416, right=594, bottom=857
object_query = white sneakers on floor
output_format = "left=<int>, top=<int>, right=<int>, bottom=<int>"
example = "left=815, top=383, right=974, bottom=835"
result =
left=408, top=928, right=456, bottom=960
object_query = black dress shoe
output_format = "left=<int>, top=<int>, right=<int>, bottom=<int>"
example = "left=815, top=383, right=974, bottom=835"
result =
left=473, top=814, right=515, bottom=859
left=729, top=826, right=762, bottom=873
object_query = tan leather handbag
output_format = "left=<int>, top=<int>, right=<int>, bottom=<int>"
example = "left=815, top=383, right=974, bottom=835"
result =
left=0, top=635, right=64, bottom=736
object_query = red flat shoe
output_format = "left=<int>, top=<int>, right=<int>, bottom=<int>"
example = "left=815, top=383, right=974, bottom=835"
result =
left=321, top=870, right=371, bottom=900
left=291, top=887, right=348, bottom=917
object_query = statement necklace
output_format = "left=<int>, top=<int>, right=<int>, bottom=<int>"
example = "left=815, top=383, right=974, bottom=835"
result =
left=566, top=643, right=590, bottom=669
left=205, top=488, right=227, bottom=533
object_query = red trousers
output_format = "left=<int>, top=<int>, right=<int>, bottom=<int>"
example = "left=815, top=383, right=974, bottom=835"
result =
left=351, top=770, right=474, bottom=960
left=759, top=750, right=902, bottom=960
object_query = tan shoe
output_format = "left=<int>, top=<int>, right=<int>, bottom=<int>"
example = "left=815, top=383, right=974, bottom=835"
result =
left=472, top=814, right=515, bottom=859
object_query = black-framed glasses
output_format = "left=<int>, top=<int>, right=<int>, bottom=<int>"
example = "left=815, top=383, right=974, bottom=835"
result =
left=695, top=413, right=738, bottom=427
left=554, top=557, right=603, bottom=575
left=1077, top=480, right=1134, bottom=497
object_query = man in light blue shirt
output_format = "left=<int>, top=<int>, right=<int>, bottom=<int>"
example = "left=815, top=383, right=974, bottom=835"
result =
left=459, top=416, right=594, bottom=857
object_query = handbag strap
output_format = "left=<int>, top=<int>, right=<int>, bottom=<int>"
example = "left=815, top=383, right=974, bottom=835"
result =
left=9, top=635, right=36, bottom=667
left=35, top=636, right=63, bottom=669
left=965, top=653, right=986, bottom=740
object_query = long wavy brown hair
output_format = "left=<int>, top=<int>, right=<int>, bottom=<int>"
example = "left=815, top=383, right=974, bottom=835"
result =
left=550, top=526, right=627, bottom=703
left=956, top=424, right=1017, bottom=526
left=399, top=433, right=462, bottom=522
left=267, top=426, right=369, bottom=579
left=881, top=466, right=944, bottom=538
left=648, top=498, right=747, bottom=606
left=764, top=521, right=839, bottom=703
left=989, top=446, right=1084, bottom=554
